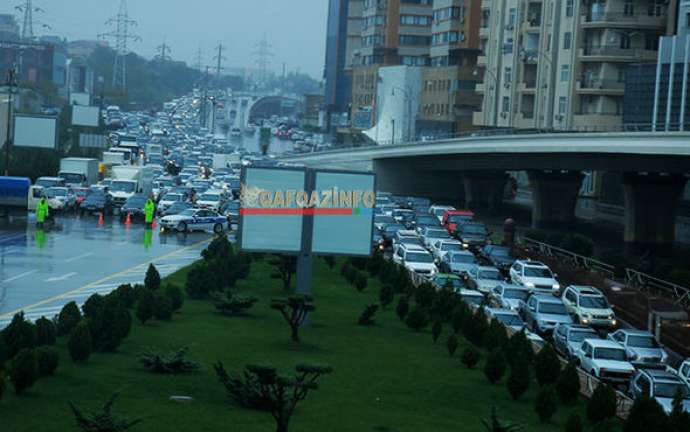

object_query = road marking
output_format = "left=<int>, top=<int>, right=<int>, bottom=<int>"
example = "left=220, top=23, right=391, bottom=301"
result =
left=45, top=272, right=78, bottom=282
left=65, top=252, right=94, bottom=263
left=0, top=237, right=210, bottom=320
left=2, top=270, right=37, bottom=283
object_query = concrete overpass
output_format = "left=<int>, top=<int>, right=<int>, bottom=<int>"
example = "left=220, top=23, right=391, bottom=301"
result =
left=280, top=131, right=690, bottom=248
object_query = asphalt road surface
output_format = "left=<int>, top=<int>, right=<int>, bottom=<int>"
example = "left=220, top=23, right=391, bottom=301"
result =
left=0, top=214, right=215, bottom=329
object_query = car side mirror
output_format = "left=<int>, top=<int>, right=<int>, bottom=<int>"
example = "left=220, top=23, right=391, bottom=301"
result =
left=529, top=306, right=536, bottom=312
left=554, top=273, right=559, bottom=278
left=584, top=352, right=591, bottom=358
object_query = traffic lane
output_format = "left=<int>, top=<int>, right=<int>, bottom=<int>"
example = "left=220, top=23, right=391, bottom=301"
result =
left=0, top=215, right=212, bottom=326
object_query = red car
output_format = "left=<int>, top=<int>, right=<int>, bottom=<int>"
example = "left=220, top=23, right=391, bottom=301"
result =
left=442, top=210, right=475, bottom=235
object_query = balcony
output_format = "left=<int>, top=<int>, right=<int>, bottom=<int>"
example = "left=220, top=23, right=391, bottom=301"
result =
left=517, top=82, right=536, bottom=93
left=579, top=46, right=658, bottom=62
left=572, top=112, right=622, bottom=130
left=477, top=55, right=487, bottom=67
left=455, top=90, right=482, bottom=107
left=475, top=82, right=487, bottom=93
left=479, top=26, right=490, bottom=39
left=576, top=79, right=625, bottom=95
left=581, top=12, right=665, bottom=29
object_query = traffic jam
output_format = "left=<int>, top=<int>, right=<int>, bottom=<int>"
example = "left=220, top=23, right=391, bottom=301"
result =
left=371, top=193, right=690, bottom=412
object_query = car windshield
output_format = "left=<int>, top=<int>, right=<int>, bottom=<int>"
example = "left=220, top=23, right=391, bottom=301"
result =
left=478, top=269, right=501, bottom=280
left=496, top=314, right=523, bottom=327
left=448, top=214, right=472, bottom=223
left=433, top=208, right=449, bottom=217
left=375, top=215, right=395, bottom=225
left=406, top=252, right=434, bottom=263
left=179, top=209, right=197, bottom=217
left=163, top=194, right=182, bottom=202
left=569, top=330, right=597, bottom=342
left=579, top=296, right=609, bottom=309
left=227, top=202, right=240, bottom=210
left=200, top=194, right=221, bottom=202
left=426, top=229, right=448, bottom=238
left=46, top=188, right=67, bottom=197
left=538, top=302, right=568, bottom=314
left=416, top=216, right=437, bottom=225
left=654, top=383, right=690, bottom=399
left=452, top=254, right=476, bottom=264
left=401, top=237, right=422, bottom=246
left=503, top=289, right=529, bottom=300
left=462, top=224, right=487, bottom=235
left=489, top=247, right=511, bottom=257
left=61, top=173, right=84, bottom=184
left=384, top=224, right=406, bottom=233
left=436, top=277, right=464, bottom=289
left=441, top=243, right=462, bottom=251
left=594, top=347, right=627, bottom=361
left=524, top=267, right=553, bottom=278
left=125, top=197, right=146, bottom=207
left=111, top=181, right=136, bottom=193
left=628, top=335, right=659, bottom=348
left=463, top=294, right=483, bottom=305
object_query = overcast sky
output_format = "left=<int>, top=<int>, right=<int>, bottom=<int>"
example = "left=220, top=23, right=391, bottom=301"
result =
left=1, top=0, right=328, bottom=78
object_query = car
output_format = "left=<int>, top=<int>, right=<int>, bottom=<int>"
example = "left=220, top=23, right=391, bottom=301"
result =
left=220, top=200, right=241, bottom=224
left=460, top=289, right=485, bottom=309
left=485, top=308, right=527, bottom=332
left=455, top=222, right=490, bottom=250
left=441, top=209, right=475, bottom=235
left=519, top=294, right=573, bottom=334
left=392, top=244, right=438, bottom=277
left=608, top=329, right=669, bottom=365
left=430, top=239, right=464, bottom=261
left=374, top=214, right=396, bottom=231
left=160, top=208, right=228, bottom=234
left=629, top=367, right=690, bottom=414
left=429, top=205, right=456, bottom=223
left=158, top=192, right=185, bottom=213
left=479, top=245, right=517, bottom=273
left=575, top=339, right=635, bottom=386
left=430, top=273, right=467, bottom=292
left=120, top=195, right=149, bottom=222
left=509, top=260, right=561, bottom=293
left=561, top=285, right=617, bottom=328
left=45, top=187, right=76, bottom=211
left=553, top=323, right=599, bottom=360
left=80, top=191, right=113, bottom=215
left=160, top=201, right=193, bottom=217
left=414, top=214, right=441, bottom=233
left=421, top=227, right=452, bottom=249
left=676, top=359, right=690, bottom=388
left=489, top=283, right=531, bottom=310
left=196, top=191, right=225, bottom=211
left=438, top=250, right=478, bottom=275
left=380, top=223, right=407, bottom=249
left=393, top=230, right=420, bottom=247
left=392, top=208, right=415, bottom=227
left=466, top=266, right=504, bottom=293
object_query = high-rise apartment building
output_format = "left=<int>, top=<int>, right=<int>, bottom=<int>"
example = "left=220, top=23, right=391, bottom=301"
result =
left=475, top=0, right=667, bottom=131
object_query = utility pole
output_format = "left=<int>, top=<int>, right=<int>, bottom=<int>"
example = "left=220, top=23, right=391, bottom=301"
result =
left=16, top=0, right=44, bottom=41
left=155, top=39, right=172, bottom=62
left=200, top=66, right=210, bottom=128
left=195, top=46, right=203, bottom=72
left=3, top=66, right=18, bottom=176
left=253, top=34, right=273, bottom=87
left=213, top=43, right=226, bottom=87
left=99, top=0, right=141, bottom=92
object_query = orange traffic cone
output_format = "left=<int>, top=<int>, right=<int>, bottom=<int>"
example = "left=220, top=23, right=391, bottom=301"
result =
left=125, top=212, right=132, bottom=226
left=98, top=212, right=104, bottom=226
left=151, top=217, right=157, bottom=229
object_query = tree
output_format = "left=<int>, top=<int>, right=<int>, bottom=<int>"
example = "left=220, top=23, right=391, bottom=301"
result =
left=357, top=304, right=378, bottom=326
left=451, top=303, right=468, bottom=333
left=565, top=414, right=583, bottom=432
left=153, top=294, right=173, bottom=321
left=534, top=345, right=561, bottom=386
left=587, top=384, right=618, bottom=423
left=506, top=354, right=530, bottom=400
left=484, top=319, right=509, bottom=351
left=534, top=385, right=558, bottom=422
left=396, top=296, right=410, bottom=321
left=669, top=387, right=690, bottom=432
left=354, top=272, right=368, bottom=292
left=8, top=348, right=38, bottom=395
left=556, top=363, right=580, bottom=404
left=2, top=312, right=36, bottom=359
left=367, top=250, right=384, bottom=276
left=0, top=336, right=6, bottom=366
left=144, top=264, right=161, bottom=291
left=405, top=305, right=430, bottom=331
left=623, top=396, right=670, bottom=432
left=378, top=284, right=394, bottom=308
left=270, top=296, right=315, bottom=343
left=464, top=307, right=489, bottom=346
left=113, top=284, right=137, bottom=309
left=214, top=362, right=332, bottom=432
left=481, top=407, right=524, bottom=432
left=0, top=369, right=5, bottom=400
left=461, top=347, right=480, bottom=369
left=446, top=334, right=459, bottom=357
left=484, top=348, right=507, bottom=384
left=211, top=290, right=258, bottom=316
left=165, top=284, right=184, bottom=312
left=185, top=262, right=218, bottom=298
left=35, top=346, right=59, bottom=376
left=139, top=347, right=199, bottom=374
left=70, top=393, right=141, bottom=432
left=505, top=330, right=534, bottom=366
left=269, top=255, right=297, bottom=291
left=136, top=290, right=156, bottom=325
left=57, top=302, right=82, bottom=336
left=68, top=321, right=92, bottom=363
left=431, top=321, right=442, bottom=343
left=414, top=283, right=437, bottom=309
left=35, top=317, right=57, bottom=346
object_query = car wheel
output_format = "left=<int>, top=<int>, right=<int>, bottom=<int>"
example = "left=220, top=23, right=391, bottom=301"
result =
left=177, top=221, right=188, bottom=233
left=213, top=223, right=224, bottom=234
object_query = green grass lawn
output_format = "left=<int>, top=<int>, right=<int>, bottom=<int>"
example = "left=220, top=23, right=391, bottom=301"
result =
left=0, top=256, right=589, bottom=432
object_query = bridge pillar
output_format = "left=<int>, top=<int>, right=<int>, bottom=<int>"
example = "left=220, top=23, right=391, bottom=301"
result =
left=623, top=173, right=687, bottom=251
left=463, top=171, right=509, bottom=212
left=528, top=170, right=584, bottom=229
left=373, top=159, right=464, bottom=204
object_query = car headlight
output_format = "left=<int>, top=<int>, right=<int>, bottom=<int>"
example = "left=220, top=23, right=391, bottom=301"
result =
left=525, top=282, right=535, bottom=288
left=462, top=243, right=469, bottom=248
left=552, top=284, right=560, bottom=290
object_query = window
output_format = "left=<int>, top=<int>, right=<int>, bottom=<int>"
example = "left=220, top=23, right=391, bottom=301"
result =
left=508, top=8, right=516, bottom=26
left=504, top=67, right=512, bottom=83
left=502, top=96, right=510, bottom=113
left=560, top=64, right=570, bottom=81
left=503, top=38, right=514, bottom=53
left=620, top=34, right=631, bottom=49
left=565, top=0, right=573, bottom=17
left=400, top=15, right=432, bottom=26
left=399, top=35, right=431, bottom=45
left=624, top=0, right=634, bottom=16
left=559, top=96, right=567, bottom=114
left=563, top=32, right=572, bottom=50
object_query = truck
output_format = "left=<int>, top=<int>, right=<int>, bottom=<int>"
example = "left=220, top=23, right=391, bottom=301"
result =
left=58, top=158, right=100, bottom=187
left=0, top=176, right=31, bottom=219
left=102, top=152, right=126, bottom=166
left=212, top=153, right=241, bottom=170
left=109, top=165, right=156, bottom=207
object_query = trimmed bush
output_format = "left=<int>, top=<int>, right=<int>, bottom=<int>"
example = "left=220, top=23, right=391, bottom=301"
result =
left=451, top=303, right=468, bottom=334
left=446, top=334, right=459, bottom=357
left=565, top=414, right=583, bottom=432
left=2, top=312, right=36, bottom=360
left=68, top=321, right=92, bottom=363
left=461, top=346, right=480, bottom=369
left=587, top=384, right=618, bottom=423
left=185, top=262, right=218, bottom=298
left=463, top=307, right=489, bottom=347
left=0, top=370, right=5, bottom=400
left=35, top=317, right=56, bottom=346
left=153, top=294, right=173, bottom=321
left=378, top=284, right=394, bottom=308
left=557, top=363, right=581, bottom=404
left=8, top=348, right=38, bottom=394
left=506, top=330, right=534, bottom=366
left=367, top=251, right=384, bottom=276
left=534, top=385, right=558, bottom=422
left=211, top=291, right=258, bottom=316
left=136, top=290, right=156, bottom=325
left=57, top=301, right=82, bottom=336
left=431, top=321, right=442, bottom=343
left=113, top=284, right=137, bottom=308
left=139, top=347, right=199, bottom=374
left=35, top=346, right=59, bottom=376
left=357, top=304, right=378, bottom=326
left=484, top=318, right=509, bottom=351
left=395, top=296, right=409, bottom=321
left=534, top=345, right=561, bottom=386
left=506, top=354, right=530, bottom=400
left=322, top=255, right=335, bottom=270
left=404, top=305, right=429, bottom=331
left=0, top=336, right=6, bottom=365
left=623, top=396, right=670, bottom=432
left=165, top=284, right=184, bottom=312
left=414, top=283, right=437, bottom=309
left=354, top=272, right=368, bottom=292
left=484, top=348, right=507, bottom=384
left=670, top=390, right=690, bottom=432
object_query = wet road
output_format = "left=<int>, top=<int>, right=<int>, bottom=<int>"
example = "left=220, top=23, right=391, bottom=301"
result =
left=0, top=215, right=215, bottom=329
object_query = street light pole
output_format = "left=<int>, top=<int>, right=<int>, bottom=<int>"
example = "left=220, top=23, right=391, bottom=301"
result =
left=392, top=86, right=412, bottom=142
left=4, top=65, right=17, bottom=176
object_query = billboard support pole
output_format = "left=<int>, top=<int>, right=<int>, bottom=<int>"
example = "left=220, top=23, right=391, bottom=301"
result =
left=296, top=168, right=316, bottom=299
left=3, top=66, right=17, bottom=176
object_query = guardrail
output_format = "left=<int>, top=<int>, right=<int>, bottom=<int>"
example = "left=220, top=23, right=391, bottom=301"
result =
left=521, top=237, right=616, bottom=279
left=625, top=268, right=690, bottom=310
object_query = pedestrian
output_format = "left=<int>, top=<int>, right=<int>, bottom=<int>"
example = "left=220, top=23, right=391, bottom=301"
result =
left=36, top=196, right=49, bottom=229
left=144, top=197, right=155, bottom=227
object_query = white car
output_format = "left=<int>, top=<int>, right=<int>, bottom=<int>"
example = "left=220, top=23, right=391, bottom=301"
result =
left=45, top=187, right=76, bottom=211
left=429, top=205, right=455, bottom=223
left=421, top=227, right=451, bottom=249
left=430, top=239, right=464, bottom=261
left=561, top=285, right=616, bottom=328
left=158, top=192, right=184, bottom=213
left=160, top=208, right=228, bottom=234
left=608, top=329, right=669, bottom=365
left=509, top=260, right=561, bottom=293
left=196, top=191, right=225, bottom=212
left=393, top=244, right=438, bottom=277
left=677, top=359, right=690, bottom=388
left=575, top=339, right=635, bottom=386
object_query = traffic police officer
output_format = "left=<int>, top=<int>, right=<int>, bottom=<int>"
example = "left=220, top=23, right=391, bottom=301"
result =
left=144, top=198, right=155, bottom=227
left=36, top=197, right=49, bottom=228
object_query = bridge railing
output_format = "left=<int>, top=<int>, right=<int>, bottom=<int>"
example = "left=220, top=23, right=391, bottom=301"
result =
left=625, top=268, right=690, bottom=310
left=521, top=236, right=616, bottom=279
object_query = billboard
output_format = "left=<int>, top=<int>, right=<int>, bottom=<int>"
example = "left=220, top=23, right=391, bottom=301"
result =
left=70, top=92, right=90, bottom=106
left=13, top=115, right=57, bottom=149
left=79, top=133, right=108, bottom=149
left=72, top=105, right=100, bottom=127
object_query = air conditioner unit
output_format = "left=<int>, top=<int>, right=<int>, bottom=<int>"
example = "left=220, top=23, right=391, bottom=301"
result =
left=555, top=114, right=564, bottom=121
left=504, top=82, right=511, bottom=89
left=500, top=111, right=508, bottom=118
left=505, top=24, right=514, bottom=30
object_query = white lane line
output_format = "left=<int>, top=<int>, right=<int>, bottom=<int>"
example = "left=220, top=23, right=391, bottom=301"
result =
left=2, top=270, right=37, bottom=283
left=65, top=252, right=94, bottom=263
left=44, top=272, right=78, bottom=283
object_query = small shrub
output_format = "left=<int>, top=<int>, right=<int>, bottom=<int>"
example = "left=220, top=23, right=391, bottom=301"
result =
left=186, top=262, right=217, bottom=298
left=431, top=321, right=442, bottom=343
left=461, top=346, right=480, bottom=369
left=484, top=319, right=508, bottom=351
left=451, top=304, right=467, bottom=333
left=2, top=312, right=36, bottom=359
left=35, top=317, right=57, bottom=346
left=378, top=284, right=394, bottom=308
left=113, top=284, right=137, bottom=308
left=404, top=305, right=429, bottom=331
left=506, top=330, right=534, bottom=366
left=534, top=385, right=558, bottom=422
left=557, top=363, right=581, bottom=404
left=463, top=307, right=489, bottom=347
left=154, top=294, right=173, bottom=321
left=367, top=251, right=384, bottom=276
left=139, top=347, right=199, bottom=374
left=136, top=290, right=156, bottom=325
left=270, top=295, right=315, bottom=343
left=165, top=284, right=184, bottom=312
left=534, top=345, right=561, bottom=386
left=357, top=304, right=378, bottom=326
left=446, top=334, right=459, bottom=357
left=623, top=395, right=670, bottom=432
left=68, top=321, right=92, bottom=363
left=395, top=296, right=409, bottom=321
left=35, top=346, right=59, bottom=376
left=70, top=393, right=141, bottom=432
left=484, top=348, right=507, bottom=384
left=340, top=261, right=350, bottom=277
left=57, top=302, right=82, bottom=336
left=506, top=354, right=530, bottom=400
left=144, top=264, right=161, bottom=291
left=0, top=336, right=6, bottom=365
left=211, top=291, right=258, bottom=316
left=415, top=283, right=437, bottom=309
left=344, top=266, right=358, bottom=285
left=587, top=384, right=618, bottom=423
left=8, top=348, right=38, bottom=394
left=354, top=272, right=368, bottom=292
left=565, top=414, right=583, bottom=432
left=0, top=370, right=5, bottom=400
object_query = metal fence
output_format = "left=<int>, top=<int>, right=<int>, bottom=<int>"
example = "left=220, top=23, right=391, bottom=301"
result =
left=521, top=236, right=616, bottom=279
left=625, top=268, right=690, bottom=310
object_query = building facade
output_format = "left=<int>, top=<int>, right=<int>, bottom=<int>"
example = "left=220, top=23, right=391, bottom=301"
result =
left=474, top=0, right=667, bottom=131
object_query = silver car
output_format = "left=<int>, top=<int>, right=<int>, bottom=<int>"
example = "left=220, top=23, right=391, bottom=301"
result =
left=489, top=283, right=531, bottom=310
left=467, top=266, right=504, bottom=293
left=519, top=294, right=573, bottom=335
left=553, top=323, right=599, bottom=360
left=608, top=329, right=669, bottom=365
left=439, top=250, right=478, bottom=275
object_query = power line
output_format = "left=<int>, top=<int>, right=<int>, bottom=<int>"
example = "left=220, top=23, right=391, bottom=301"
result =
left=195, top=45, right=203, bottom=72
left=155, top=39, right=172, bottom=62
left=98, top=0, right=141, bottom=92
left=15, top=0, right=48, bottom=41
left=213, top=43, right=226, bottom=84
left=253, top=34, right=273, bottom=86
